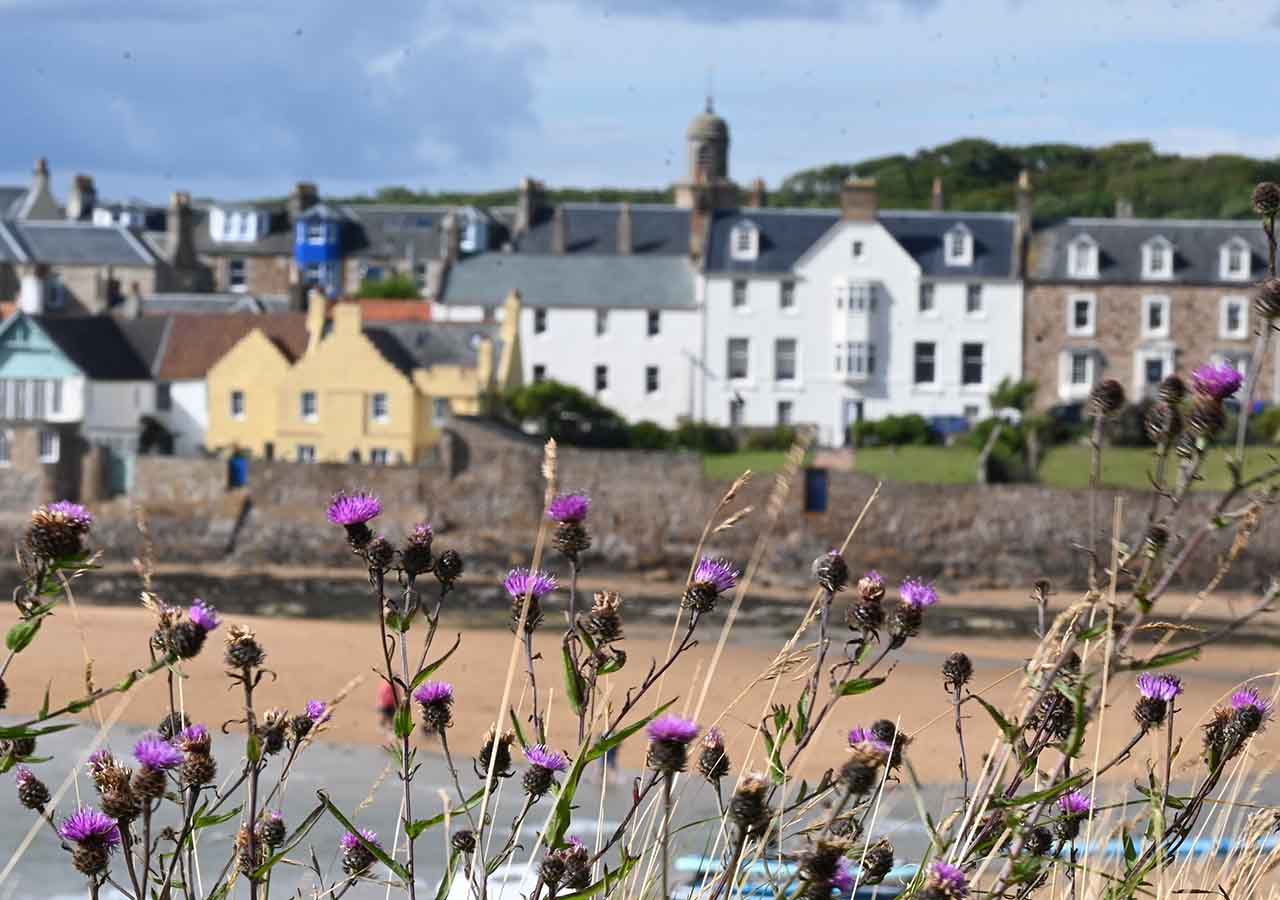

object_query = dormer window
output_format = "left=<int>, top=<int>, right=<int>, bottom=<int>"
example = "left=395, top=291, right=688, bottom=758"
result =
left=306, top=223, right=327, bottom=245
left=1067, top=235, right=1099, bottom=279
left=1220, top=237, right=1251, bottom=281
left=730, top=221, right=759, bottom=262
left=944, top=224, right=973, bottom=266
left=1141, top=236, right=1174, bottom=280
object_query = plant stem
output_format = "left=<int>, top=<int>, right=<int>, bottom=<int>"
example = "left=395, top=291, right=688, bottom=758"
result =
left=242, top=671, right=260, bottom=900
left=522, top=630, right=545, bottom=744
left=1088, top=413, right=1104, bottom=591
left=660, top=772, right=673, bottom=900
left=953, top=682, right=969, bottom=802
left=397, top=581, right=419, bottom=900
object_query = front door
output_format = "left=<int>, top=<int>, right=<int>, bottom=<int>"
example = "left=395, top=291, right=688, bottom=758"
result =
left=841, top=400, right=863, bottom=446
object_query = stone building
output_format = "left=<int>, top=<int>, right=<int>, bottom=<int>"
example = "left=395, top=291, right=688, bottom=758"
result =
left=1025, top=217, right=1275, bottom=410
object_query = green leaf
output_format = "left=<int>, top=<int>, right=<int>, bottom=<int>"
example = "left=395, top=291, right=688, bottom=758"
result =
left=795, top=689, right=811, bottom=739
left=6, top=618, right=42, bottom=654
left=574, top=625, right=598, bottom=656
left=114, top=670, right=139, bottom=693
left=836, top=677, right=885, bottom=696
left=585, top=698, right=675, bottom=764
left=972, top=696, right=1020, bottom=744
left=433, top=848, right=462, bottom=900
left=65, top=697, right=95, bottom=714
left=246, top=731, right=261, bottom=765
left=406, top=788, right=484, bottom=840
left=411, top=634, right=462, bottom=689
left=317, top=790, right=411, bottom=882
left=1077, top=623, right=1108, bottom=641
left=394, top=703, right=414, bottom=740
left=252, top=801, right=326, bottom=880
left=38, top=683, right=50, bottom=719
left=0, top=723, right=76, bottom=740
left=559, top=851, right=641, bottom=900
left=562, top=639, right=588, bottom=716
left=508, top=708, right=529, bottom=750
left=989, top=771, right=1089, bottom=809
left=771, top=704, right=789, bottom=734
left=1123, top=831, right=1138, bottom=865
left=1125, top=647, right=1201, bottom=672
left=597, top=650, right=625, bottom=675
left=194, top=804, right=243, bottom=830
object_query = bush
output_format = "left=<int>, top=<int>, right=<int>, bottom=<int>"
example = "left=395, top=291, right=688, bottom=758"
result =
left=501, top=380, right=631, bottom=448
left=851, top=414, right=938, bottom=447
left=1106, top=401, right=1157, bottom=447
left=1249, top=406, right=1280, bottom=444
left=966, top=417, right=1027, bottom=455
left=356, top=275, right=420, bottom=298
left=673, top=421, right=738, bottom=454
left=627, top=420, right=672, bottom=450
left=742, top=426, right=798, bottom=452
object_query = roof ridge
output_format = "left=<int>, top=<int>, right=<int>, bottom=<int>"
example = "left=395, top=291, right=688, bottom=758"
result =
left=1063, top=217, right=1257, bottom=228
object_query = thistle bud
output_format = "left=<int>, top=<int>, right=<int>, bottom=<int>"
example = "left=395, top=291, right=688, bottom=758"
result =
left=451, top=830, right=476, bottom=854
left=1257, top=277, right=1280, bottom=320
left=585, top=591, right=624, bottom=643
left=812, top=551, right=849, bottom=594
left=1089, top=379, right=1126, bottom=417
left=1253, top=181, right=1280, bottom=217
left=859, top=840, right=894, bottom=885
left=1144, top=402, right=1182, bottom=445
left=15, top=766, right=49, bottom=811
left=942, top=652, right=973, bottom=691
left=729, top=773, right=771, bottom=837
left=697, top=727, right=730, bottom=782
left=400, top=523, right=434, bottom=577
left=365, top=536, right=395, bottom=571
left=224, top=625, right=266, bottom=671
left=434, top=549, right=464, bottom=591
left=1157, top=374, right=1186, bottom=405
left=1023, top=825, right=1053, bottom=857
left=1186, top=395, right=1226, bottom=443
left=257, top=810, right=286, bottom=848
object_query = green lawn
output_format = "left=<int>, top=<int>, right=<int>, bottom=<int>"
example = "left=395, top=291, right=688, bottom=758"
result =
left=851, top=446, right=982, bottom=485
left=702, top=450, right=791, bottom=481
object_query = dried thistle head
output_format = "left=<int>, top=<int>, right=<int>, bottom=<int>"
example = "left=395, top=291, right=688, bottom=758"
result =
left=585, top=591, right=624, bottom=643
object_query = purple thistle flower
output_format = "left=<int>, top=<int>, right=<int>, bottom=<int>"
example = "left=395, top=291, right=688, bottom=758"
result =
left=15, top=766, right=35, bottom=786
left=832, top=857, right=854, bottom=894
left=189, top=599, right=220, bottom=633
left=305, top=700, right=329, bottom=723
left=1058, top=790, right=1091, bottom=816
left=413, top=681, right=454, bottom=706
left=340, top=828, right=380, bottom=851
left=87, top=749, right=112, bottom=770
left=567, top=835, right=585, bottom=851
left=504, top=567, right=557, bottom=601
left=58, top=807, right=121, bottom=849
left=525, top=745, right=569, bottom=773
left=847, top=727, right=893, bottom=756
left=263, top=808, right=283, bottom=823
left=326, top=491, right=382, bottom=527
left=547, top=493, right=591, bottom=524
left=692, top=557, right=739, bottom=595
left=1192, top=363, right=1245, bottom=401
left=133, top=735, right=184, bottom=771
left=1231, top=687, right=1273, bottom=720
left=1137, top=673, right=1183, bottom=702
left=927, top=861, right=968, bottom=897
left=899, top=578, right=938, bottom=609
left=48, top=500, right=93, bottom=531
left=647, top=714, right=699, bottom=745
left=862, top=570, right=883, bottom=585
left=177, top=724, right=209, bottom=745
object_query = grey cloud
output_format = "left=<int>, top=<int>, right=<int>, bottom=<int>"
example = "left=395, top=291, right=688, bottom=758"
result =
left=590, top=0, right=942, bottom=24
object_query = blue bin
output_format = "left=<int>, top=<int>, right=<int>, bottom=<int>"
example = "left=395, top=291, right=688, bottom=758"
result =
left=804, top=467, right=828, bottom=513
left=228, top=455, right=248, bottom=488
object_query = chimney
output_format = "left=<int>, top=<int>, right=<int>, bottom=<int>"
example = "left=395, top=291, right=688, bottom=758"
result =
left=18, top=265, right=49, bottom=315
left=332, top=301, right=362, bottom=337
left=839, top=176, right=878, bottom=222
left=167, top=191, right=197, bottom=268
left=747, top=177, right=767, bottom=209
left=516, top=177, right=545, bottom=237
left=66, top=175, right=97, bottom=221
left=18, top=157, right=60, bottom=221
left=689, top=193, right=710, bottom=261
left=1114, top=196, right=1134, bottom=219
left=1014, top=169, right=1034, bottom=277
left=119, top=282, right=142, bottom=319
left=930, top=176, right=945, bottom=212
left=551, top=205, right=568, bottom=254
left=305, top=289, right=328, bottom=355
left=441, top=212, right=461, bottom=262
left=617, top=202, right=633, bottom=255
left=288, top=181, right=319, bottom=220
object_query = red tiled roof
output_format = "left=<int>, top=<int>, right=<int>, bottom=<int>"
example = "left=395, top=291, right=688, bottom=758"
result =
left=156, top=313, right=310, bottom=380
left=336, top=299, right=432, bottom=322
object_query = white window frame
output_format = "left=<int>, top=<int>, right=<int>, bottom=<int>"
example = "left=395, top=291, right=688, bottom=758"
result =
left=1141, top=294, right=1171, bottom=339
left=230, top=390, right=246, bottom=421
left=1067, top=235, right=1099, bottom=279
left=228, top=258, right=247, bottom=292
left=731, top=280, right=749, bottom=309
left=533, top=308, right=548, bottom=334
left=846, top=341, right=875, bottom=379
left=370, top=392, right=389, bottom=424
left=306, top=223, right=327, bottom=245
left=727, top=337, right=750, bottom=382
left=1059, top=349, right=1097, bottom=401
left=960, top=342, right=985, bottom=388
left=965, top=283, right=984, bottom=316
left=1066, top=293, right=1096, bottom=337
left=773, top=338, right=798, bottom=383
left=38, top=429, right=59, bottom=463
left=849, top=282, right=874, bottom=314
left=50, top=379, right=61, bottom=415
left=1220, top=295, right=1249, bottom=340
left=370, top=448, right=390, bottom=466
left=595, top=309, right=608, bottom=337
left=0, top=429, right=10, bottom=467
left=944, top=224, right=973, bottom=266
left=1141, top=236, right=1174, bottom=281
left=918, top=283, right=936, bottom=316
left=776, top=400, right=793, bottom=426
left=779, top=281, right=796, bottom=312
left=433, top=397, right=452, bottom=425
left=645, top=365, right=660, bottom=394
left=300, top=390, right=318, bottom=422
left=1220, top=238, right=1251, bottom=282
left=730, top=222, right=759, bottom=261
left=1134, top=347, right=1174, bottom=396
left=913, top=341, right=937, bottom=387
left=296, top=444, right=316, bottom=463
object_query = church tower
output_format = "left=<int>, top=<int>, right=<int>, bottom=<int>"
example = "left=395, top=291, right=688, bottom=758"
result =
left=674, top=98, right=738, bottom=212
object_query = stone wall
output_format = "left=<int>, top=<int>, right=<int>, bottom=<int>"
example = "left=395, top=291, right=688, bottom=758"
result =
left=0, top=422, right=92, bottom=510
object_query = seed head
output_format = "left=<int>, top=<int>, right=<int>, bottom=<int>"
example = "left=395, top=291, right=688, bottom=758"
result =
left=451, top=830, right=476, bottom=854
left=1023, top=825, right=1053, bottom=856
left=1186, top=395, right=1227, bottom=443
left=258, top=810, right=286, bottom=848
left=224, top=624, right=266, bottom=670
left=1089, top=379, right=1126, bottom=417
left=697, top=727, right=731, bottom=781
left=585, top=591, right=624, bottom=643
left=434, top=549, right=464, bottom=591
left=475, top=727, right=515, bottom=780
left=400, top=523, right=434, bottom=576
left=812, top=550, right=849, bottom=594
left=1253, top=181, right=1280, bottom=217
left=1158, top=374, right=1187, bottom=405
left=1144, top=402, right=1182, bottom=445
left=942, top=652, right=973, bottom=691
left=856, top=570, right=885, bottom=603
left=157, top=711, right=190, bottom=741
left=859, top=840, right=894, bottom=884
left=1257, top=277, right=1280, bottom=320
left=728, top=772, right=771, bottom=836
left=15, top=766, right=49, bottom=811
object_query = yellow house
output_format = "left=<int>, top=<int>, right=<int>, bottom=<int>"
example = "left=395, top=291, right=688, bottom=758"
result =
left=206, top=291, right=521, bottom=463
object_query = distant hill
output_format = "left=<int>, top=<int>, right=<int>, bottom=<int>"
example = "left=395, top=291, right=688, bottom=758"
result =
left=339, top=139, right=1280, bottom=222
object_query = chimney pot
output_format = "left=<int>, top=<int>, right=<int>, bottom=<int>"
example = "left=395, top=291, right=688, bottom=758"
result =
left=34, top=158, right=48, bottom=177
left=66, top=174, right=97, bottom=221
left=1114, top=197, right=1134, bottom=219
left=617, top=202, right=633, bottom=255
left=551, top=205, right=568, bottom=255
left=840, top=176, right=879, bottom=222
left=167, top=191, right=197, bottom=268
left=289, top=181, right=319, bottom=219
left=930, top=175, right=944, bottom=211
left=748, top=177, right=767, bottom=209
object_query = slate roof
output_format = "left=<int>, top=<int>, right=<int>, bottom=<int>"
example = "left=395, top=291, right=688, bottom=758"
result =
left=30, top=315, right=154, bottom=379
left=1031, top=218, right=1268, bottom=284
left=1, top=221, right=155, bottom=266
left=155, top=313, right=310, bottom=379
left=194, top=206, right=294, bottom=257
left=705, top=208, right=837, bottom=274
left=118, top=317, right=171, bottom=372
left=515, top=204, right=691, bottom=255
left=439, top=253, right=696, bottom=310
left=363, top=322, right=499, bottom=375
left=0, top=221, right=27, bottom=263
left=0, top=187, right=27, bottom=218
left=343, top=205, right=444, bottom=261
left=141, top=293, right=289, bottom=315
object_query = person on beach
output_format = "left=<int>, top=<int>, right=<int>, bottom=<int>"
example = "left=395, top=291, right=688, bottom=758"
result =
left=377, top=681, right=397, bottom=730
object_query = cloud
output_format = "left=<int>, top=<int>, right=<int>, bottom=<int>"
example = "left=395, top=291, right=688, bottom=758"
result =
left=590, top=0, right=942, bottom=23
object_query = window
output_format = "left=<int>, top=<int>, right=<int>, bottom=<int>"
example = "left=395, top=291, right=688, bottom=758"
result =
left=1142, top=237, right=1173, bottom=279
left=777, top=401, right=793, bottom=425
left=46, top=275, right=65, bottom=310
left=300, top=391, right=318, bottom=422
left=370, top=448, right=390, bottom=465
left=847, top=342, right=876, bottom=378
left=918, top=284, right=935, bottom=314
left=774, top=338, right=797, bottom=382
left=229, top=258, right=246, bottom=291
left=647, top=310, right=660, bottom=336
left=1067, top=235, right=1099, bottom=278
left=296, top=445, right=316, bottom=463
left=913, top=342, right=936, bottom=385
left=1221, top=296, right=1248, bottom=339
left=306, top=223, right=326, bottom=245
left=964, top=404, right=980, bottom=421
left=961, top=343, right=985, bottom=386
left=780, top=282, right=795, bottom=310
left=532, top=365, right=546, bottom=383
left=230, top=390, right=245, bottom=420
left=433, top=398, right=452, bottom=424
left=1067, top=293, right=1096, bottom=337
left=362, top=265, right=384, bottom=283
left=965, top=284, right=983, bottom=315
left=0, top=430, right=9, bottom=466
left=370, top=392, right=389, bottom=423
left=13, top=379, right=26, bottom=419
left=38, top=430, right=59, bottom=463
left=645, top=366, right=659, bottom=393
left=1142, top=295, right=1170, bottom=338
left=156, top=383, right=172, bottom=412
left=50, top=379, right=61, bottom=414
left=851, top=240, right=865, bottom=261
left=849, top=283, right=874, bottom=313
left=1221, top=239, right=1250, bottom=281
left=594, top=365, right=608, bottom=392
left=945, top=224, right=973, bottom=265
left=727, top=338, right=750, bottom=380
left=730, top=223, right=759, bottom=261
left=729, top=399, right=744, bottom=426
left=414, top=262, right=428, bottom=290
left=595, top=309, right=608, bottom=336
left=32, top=380, right=45, bottom=419
left=533, top=309, right=548, bottom=334
left=1069, top=352, right=1091, bottom=386
left=1144, top=357, right=1166, bottom=386
left=0, top=381, right=8, bottom=417
left=731, top=280, right=748, bottom=308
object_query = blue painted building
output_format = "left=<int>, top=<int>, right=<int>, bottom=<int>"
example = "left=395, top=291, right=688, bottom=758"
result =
left=293, top=203, right=350, bottom=297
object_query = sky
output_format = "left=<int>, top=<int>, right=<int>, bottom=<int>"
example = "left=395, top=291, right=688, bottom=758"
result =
left=2, top=0, right=1280, bottom=203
